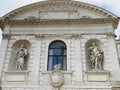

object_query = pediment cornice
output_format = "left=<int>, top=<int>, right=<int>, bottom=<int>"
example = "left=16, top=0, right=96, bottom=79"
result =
left=0, top=18, right=118, bottom=29
left=1, top=0, right=118, bottom=20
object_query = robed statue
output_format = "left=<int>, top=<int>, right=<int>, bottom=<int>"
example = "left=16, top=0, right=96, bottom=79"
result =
left=15, top=44, right=27, bottom=71
left=89, top=43, right=103, bottom=70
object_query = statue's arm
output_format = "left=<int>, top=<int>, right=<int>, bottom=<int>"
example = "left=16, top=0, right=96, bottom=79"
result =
left=24, top=49, right=27, bottom=56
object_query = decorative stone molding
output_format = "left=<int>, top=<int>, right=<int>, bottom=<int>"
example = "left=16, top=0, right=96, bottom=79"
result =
left=4, top=71, right=29, bottom=84
left=106, top=32, right=115, bottom=38
left=49, top=70, right=64, bottom=87
left=1, top=18, right=118, bottom=29
left=85, top=70, right=110, bottom=82
left=112, top=87, right=120, bottom=90
left=2, top=34, right=11, bottom=39
left=42, top=71, right=73, bottom=74
left=35, top=34, right=44, bottom=39
left=0, top=85, right=112, bottom=89
left=1, top=0, right=116, bottom=20
left=82, top=15, right=92, bottom=19
left=0, top=20, right=5, bottom=30
left=43, top=34, right=73, bottom=39
left=24, top=16, right=36, bottom=20
left=48, top=64, right=64, bottom=87
left=72, top=34, right=82, bottom=39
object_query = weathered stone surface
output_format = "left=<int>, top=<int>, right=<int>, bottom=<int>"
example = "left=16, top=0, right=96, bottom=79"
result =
left=0, top=0, right=120, bottom=90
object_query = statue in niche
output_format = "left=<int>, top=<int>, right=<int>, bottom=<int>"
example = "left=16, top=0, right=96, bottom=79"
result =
left=15, top=44, right=27, bottom=71
left=50, top=64, right=63, bottom=87
left=89, top=43, right=103, bottom=70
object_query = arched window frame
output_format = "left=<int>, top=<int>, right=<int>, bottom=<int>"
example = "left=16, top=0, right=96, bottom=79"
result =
left=47, top=40, right=67, bottom=71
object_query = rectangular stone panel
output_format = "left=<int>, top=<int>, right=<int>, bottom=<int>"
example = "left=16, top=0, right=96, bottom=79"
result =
left=5, top=71, right=29, bottom=82
left=85, top=70, right=110, bottom=82
left=88, top=74, right=107, bottom=82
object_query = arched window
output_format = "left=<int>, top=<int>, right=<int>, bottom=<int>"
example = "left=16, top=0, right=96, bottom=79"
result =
left=47, top=40, right=67, bottom=71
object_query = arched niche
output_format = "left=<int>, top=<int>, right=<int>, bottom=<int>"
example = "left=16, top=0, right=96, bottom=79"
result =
left=9, top=40, right=31, bottom=71
left=85, top=39, right=103, bottom=70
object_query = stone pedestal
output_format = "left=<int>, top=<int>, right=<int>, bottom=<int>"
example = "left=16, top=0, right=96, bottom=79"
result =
left=85, top=70, right=110, bottom=84
left=4, top=71, right=29, bottom=84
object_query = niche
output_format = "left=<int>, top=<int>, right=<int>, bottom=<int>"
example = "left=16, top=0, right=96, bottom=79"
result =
left=9, top=40, right=31, bottom=71
left=85, top=39, right=103, bottom=70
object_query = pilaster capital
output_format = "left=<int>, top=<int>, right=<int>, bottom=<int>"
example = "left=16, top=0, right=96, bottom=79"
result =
left=35, top=34, right=44, bottom=40
left=106, top=32, right=115, bottom=38
left=2, top=34, right=11, bottom=39
left=72, top=34, right=82, bottom=39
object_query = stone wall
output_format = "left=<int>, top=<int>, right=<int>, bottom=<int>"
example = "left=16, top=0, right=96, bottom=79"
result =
left=0, top=24, right=120, bottom=89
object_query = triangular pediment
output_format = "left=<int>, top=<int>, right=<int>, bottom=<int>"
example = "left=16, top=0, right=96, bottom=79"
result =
left=1, top=0, right=118, bottom=20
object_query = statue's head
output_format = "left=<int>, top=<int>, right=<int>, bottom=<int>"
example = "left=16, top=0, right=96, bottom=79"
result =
left=20, top=44, right=24, bottom=48
left=92, top=43, right=95, bottom=46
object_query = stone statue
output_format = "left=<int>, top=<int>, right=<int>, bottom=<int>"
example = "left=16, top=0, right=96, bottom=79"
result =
left=15, top=44, right=27, bottom=71
left=50, top=64, right=63, bottom=87
left=89, top=43, right=103, bottom=70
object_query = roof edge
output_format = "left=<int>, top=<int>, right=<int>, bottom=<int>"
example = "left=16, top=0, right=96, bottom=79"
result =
left=0, top=0, right=118, bottom=20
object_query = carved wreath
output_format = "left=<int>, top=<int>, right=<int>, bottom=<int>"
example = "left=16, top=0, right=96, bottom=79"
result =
left=49, top=70, right=63, bottom=87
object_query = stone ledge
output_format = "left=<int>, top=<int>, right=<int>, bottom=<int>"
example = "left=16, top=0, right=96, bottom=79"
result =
left=41, top=71, right=73, bottom=74
left=3, top=18, right=118, bottom=29
left=85, top=70, right=111, bottom=74
left=5, top=71, right=30, bottom=74
left=1, top=85, right=112, bottom=89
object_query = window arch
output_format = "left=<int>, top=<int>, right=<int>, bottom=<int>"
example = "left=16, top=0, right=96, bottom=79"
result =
left=47, top=40, right=67, bottom=71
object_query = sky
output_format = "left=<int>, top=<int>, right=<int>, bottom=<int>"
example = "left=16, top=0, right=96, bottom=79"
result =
left=0, top=0, right=120, bottom=39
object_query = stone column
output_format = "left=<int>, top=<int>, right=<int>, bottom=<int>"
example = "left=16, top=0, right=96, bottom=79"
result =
left=32, top=34, right=43, bottom=84
left=0, top=34, right=10, bottom=79
left=73, top=34, right=83, bottom=83
left=107, top=32, right=120, bottom=82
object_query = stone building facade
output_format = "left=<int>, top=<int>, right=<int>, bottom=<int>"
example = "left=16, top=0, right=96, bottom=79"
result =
left=0, top=0, right=120, bottom=90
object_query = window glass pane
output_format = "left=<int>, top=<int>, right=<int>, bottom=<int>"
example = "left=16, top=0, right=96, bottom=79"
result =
left=48, top=41, right=67, bottom=71
left=48, top=56, right=53, bottom=70
left=53, top=49, right=61, bottom=55
left=49, top=49, right=66, bottom=55
left=63, top=49, right=66, bottom=55
left=48, top=56, right=57, bottom=70
left=49, top=49, right=54, bottom=55
left=58, top=56, right=63, bottom=70
left=50, top=41, right=66, bottom=49
left=63, top=57, right=67, bottom=70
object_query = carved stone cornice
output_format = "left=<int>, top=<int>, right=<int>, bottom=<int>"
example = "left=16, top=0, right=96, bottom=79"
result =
left=35, top=34, right=44, bottom=40
left=72, top=34, right=82, bottom=39
left=106, top=32, right=115, bottom=38
left=0, top=20, right=5, bottom=30
left=43, top=34, right=73, bottom=39
left=2, top=34, right=11, bottom=39
left=1, top=18, right=118, bottom=29
left=1, top=0, right=117, bottom=20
